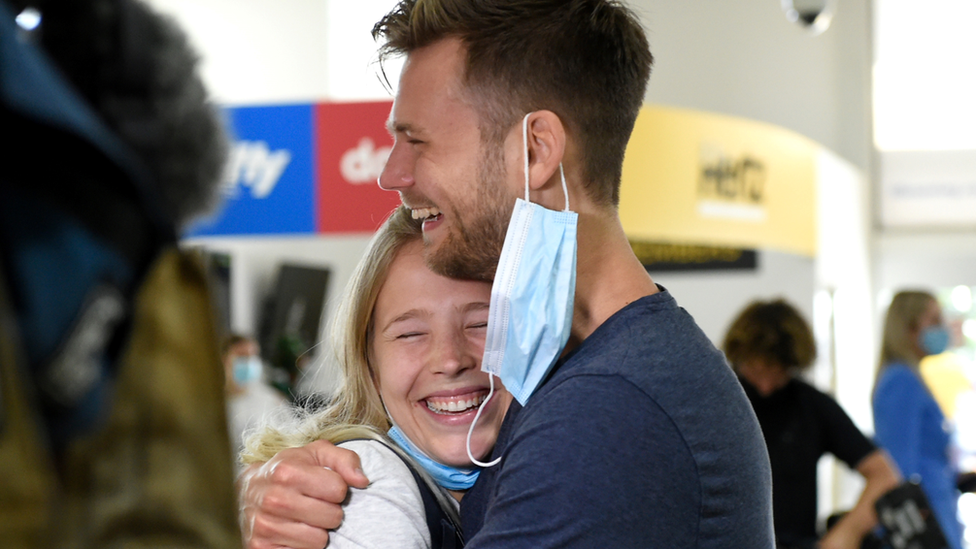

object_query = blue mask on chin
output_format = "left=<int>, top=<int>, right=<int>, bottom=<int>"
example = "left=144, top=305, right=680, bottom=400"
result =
left=919, top=325, right=950, bottom=356
left=387, top=424, right=479, bottom=491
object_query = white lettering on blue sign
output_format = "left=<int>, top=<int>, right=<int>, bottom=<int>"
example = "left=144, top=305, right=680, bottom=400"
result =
left=222, top=141, right=292, bottom=199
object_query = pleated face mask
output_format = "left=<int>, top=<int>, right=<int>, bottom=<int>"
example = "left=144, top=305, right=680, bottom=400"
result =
left=467, top=112, right=578, bottom=467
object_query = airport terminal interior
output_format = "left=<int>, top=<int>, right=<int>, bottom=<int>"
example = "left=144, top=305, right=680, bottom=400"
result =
left=20, top=0, right=969, bottom=544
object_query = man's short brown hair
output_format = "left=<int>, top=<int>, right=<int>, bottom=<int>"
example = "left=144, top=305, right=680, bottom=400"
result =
left=373, top=0, right=653, bottom=207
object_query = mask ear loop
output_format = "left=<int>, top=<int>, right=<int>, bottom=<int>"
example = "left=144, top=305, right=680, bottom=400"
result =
left=559, top=163, right=570, bottom=212
left=466, top=374, right=501, bottom=467
left=522, top=113, right=531, bottom=201
left=523, top=113, right=571, bottom=212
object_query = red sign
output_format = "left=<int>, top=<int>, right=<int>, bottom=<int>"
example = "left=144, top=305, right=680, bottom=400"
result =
left=315, top=101, right=402, bottom=233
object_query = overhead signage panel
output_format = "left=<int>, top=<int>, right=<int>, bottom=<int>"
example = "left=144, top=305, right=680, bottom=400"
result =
left=620, top=105, right=819, bottom=257
left=315, top=101, right=401, bottom=233
left=184, top=100, right=401, bottom=238
left=880, top=150, right=976, bottom=229
left=187, top=104, right=315, bottom=237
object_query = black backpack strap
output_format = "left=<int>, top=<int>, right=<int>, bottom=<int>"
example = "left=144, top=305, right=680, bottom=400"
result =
left=401, top=454, right=463, bottom=549
left=347, top=438, right=464, bottom=549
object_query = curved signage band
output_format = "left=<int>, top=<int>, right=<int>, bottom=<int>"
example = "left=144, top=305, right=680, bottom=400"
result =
left=620, top=105, right=819, bottom=258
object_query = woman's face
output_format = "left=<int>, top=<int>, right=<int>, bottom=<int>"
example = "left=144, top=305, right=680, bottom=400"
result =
left=371, top=241, right=513, bottom=467
left=917, top=298, right=944, bottom=332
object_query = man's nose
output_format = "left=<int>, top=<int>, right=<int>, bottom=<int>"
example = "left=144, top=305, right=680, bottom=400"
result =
left=378, top=141, right=414, bottom=191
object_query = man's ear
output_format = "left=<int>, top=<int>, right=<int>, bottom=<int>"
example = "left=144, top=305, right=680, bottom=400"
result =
left=524, top=110, right=566, bottom=194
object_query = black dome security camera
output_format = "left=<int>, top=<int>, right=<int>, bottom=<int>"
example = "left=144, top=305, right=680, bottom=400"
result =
left=782, top=0, right=835, bottom=35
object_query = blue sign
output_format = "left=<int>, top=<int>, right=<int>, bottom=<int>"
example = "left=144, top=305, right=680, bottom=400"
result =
left=185, top=104, right=315, bottom=237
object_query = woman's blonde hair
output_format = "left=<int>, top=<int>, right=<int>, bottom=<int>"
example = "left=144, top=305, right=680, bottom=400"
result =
left=878, top=290, right=937, bottom=371
left=241, top=205, right=423, bottom=464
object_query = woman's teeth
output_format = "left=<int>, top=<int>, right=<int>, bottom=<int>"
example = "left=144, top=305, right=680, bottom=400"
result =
left=426, top=394, right=486, bottom=414
left=411, top=207, right=441, bottom=220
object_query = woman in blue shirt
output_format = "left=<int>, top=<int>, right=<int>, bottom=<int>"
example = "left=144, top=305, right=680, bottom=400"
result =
left=873, top=290, right=964, bottom=549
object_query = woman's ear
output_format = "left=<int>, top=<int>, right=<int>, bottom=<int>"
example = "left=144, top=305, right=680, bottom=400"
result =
left=524, top=110, right=566, bottom=193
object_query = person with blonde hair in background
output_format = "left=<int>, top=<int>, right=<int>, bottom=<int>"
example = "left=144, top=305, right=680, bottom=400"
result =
left=723, top=298, right=900, bottom=549
left=873, top=291, right=965, bottom=549
left=239, top=206, right=512, bottom=548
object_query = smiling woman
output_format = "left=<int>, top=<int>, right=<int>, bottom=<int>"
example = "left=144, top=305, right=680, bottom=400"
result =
left=240, top=205, right=512, bottom=549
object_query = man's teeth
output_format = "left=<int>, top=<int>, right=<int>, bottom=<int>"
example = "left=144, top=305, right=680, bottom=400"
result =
left=411, top=207, right=441, bottom=220
left=426, top=394, right=487, bottom=414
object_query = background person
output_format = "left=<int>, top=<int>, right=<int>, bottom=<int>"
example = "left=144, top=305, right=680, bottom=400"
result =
left=723, top=299, right=900, bottom=549
left=240, top=206, right=512, bottom=548
left=224, top=333, right=290, bottom=472
left=239, top=1, right=775, bottom=548
left=873, top=290, right=966, bottom=549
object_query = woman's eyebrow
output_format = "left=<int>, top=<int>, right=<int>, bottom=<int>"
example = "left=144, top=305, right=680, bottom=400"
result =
left=381, top=309, right=429, bottom=332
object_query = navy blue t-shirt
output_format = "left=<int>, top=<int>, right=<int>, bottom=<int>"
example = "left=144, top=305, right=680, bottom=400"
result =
left=461, top=289, right=774, bottom=548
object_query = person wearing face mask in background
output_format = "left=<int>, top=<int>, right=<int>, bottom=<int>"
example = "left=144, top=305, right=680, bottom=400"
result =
left=223, top=334, right=290, bottom=471
left=873, top=290, right=965, bottom=549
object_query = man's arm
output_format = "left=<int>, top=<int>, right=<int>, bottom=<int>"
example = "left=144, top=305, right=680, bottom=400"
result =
left=818, top=450, right=902, bottom=549
left=239, top=439, right=370, bottom=549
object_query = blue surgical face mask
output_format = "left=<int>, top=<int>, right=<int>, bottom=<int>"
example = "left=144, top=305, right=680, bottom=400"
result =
left=466, top=112, right=578, bottom=468
left=481, top=112, right=577, bottom=406
left=387, top=423, right=479, bottom=490
left=233, top=356, right=263, bottom=385
left=919, top=325, right=950, bottom=356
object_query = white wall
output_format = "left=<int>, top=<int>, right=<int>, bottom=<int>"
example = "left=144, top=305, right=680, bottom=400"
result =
left=635, top=0, right=873, bottom=172
left=653, top=251, right=815, bottom=346
left=876, top=233, right=976, bottom=293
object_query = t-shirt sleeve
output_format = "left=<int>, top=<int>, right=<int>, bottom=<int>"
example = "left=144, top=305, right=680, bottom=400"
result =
left=465, top=375, right=701, bottom=549
left=813, top=387, right=876, bottom=469
left=872, top=367, right=929, bottom=477
left=329, top=440, right=431, bottom=549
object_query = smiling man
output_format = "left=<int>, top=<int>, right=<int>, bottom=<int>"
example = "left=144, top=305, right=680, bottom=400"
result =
left=239, top=1, right=774, bottom=548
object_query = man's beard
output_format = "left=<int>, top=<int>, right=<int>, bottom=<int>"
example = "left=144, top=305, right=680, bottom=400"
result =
left=424, top=147, right=512, bottom=282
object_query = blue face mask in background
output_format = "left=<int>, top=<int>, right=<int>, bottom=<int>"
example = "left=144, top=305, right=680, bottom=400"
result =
left=232, top=356, right=262, bottom=385
left=919, top=325, right=950, bottom=356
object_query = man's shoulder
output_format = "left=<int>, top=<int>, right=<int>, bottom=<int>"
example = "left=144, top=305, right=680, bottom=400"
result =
left=562, top=290, right=711, bottom=363
left=547, top=290, right=730, bottom=396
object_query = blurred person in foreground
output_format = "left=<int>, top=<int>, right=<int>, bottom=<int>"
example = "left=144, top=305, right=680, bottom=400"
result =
left=238, top=1, right=774, bottom=548
left=0, top=0, right=240, bottom=546
left=873, top=291, right=966, bottom=549
left=723, top=299, right=900, bottom=549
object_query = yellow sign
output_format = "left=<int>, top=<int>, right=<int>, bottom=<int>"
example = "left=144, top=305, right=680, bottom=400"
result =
left=619, top=105, right=819, bottom=257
